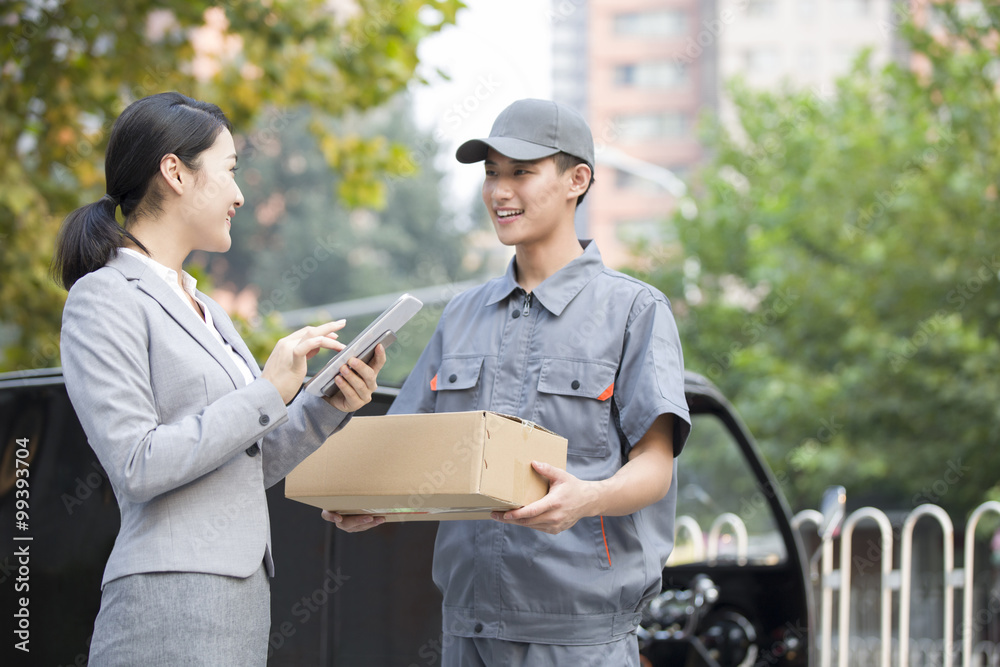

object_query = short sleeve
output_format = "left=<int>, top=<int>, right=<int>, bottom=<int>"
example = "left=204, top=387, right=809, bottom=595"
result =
left=613, top=294, right=691, bottom=456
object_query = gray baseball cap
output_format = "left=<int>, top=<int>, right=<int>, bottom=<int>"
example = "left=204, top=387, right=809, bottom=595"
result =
left=456, top=99, right=594, bottom=167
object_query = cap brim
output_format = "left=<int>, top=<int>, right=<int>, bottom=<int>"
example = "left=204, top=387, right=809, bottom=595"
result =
left=456, top=137, right=561, bottom=164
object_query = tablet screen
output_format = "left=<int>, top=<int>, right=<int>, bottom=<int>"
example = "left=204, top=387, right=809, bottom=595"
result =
left=303, top=293, right=423, bottom=397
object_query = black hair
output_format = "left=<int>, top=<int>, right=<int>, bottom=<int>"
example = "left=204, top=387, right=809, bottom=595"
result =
left=553, top=152, right=594, bottom=207
left=53, top=92, right=232, bottom=289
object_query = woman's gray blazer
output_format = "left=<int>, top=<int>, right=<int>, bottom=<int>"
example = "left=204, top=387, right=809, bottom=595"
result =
left=60, top=251, right=349, bottom=587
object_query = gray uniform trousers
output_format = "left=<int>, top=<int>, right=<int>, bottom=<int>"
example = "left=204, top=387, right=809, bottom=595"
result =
left=442, top=632, right=640, bottom=667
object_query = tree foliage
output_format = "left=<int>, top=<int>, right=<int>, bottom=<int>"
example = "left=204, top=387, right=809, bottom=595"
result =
left=639, top=1, right=1000, bottom=516
left=198, top=95, right=484, bottom=384
left=0, top=0, right=464, bottom=372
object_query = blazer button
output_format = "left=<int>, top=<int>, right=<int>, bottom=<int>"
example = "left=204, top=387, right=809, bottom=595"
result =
left=259, top=415, right=270, bottom=426
left=473, top=622, right=484, bottom=634
left=449, top=374, right=458, bottom=383
left=571, top=380, right=581, bottom=390
left=246, top=444, right=260, bottom=457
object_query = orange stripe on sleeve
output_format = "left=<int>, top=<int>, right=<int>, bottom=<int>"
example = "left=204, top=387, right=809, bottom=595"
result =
left=430, top=374, right=438, bottom=391
left=597, top=383, right=614, bottom=401
left=600, top=515, right=612, bottom=567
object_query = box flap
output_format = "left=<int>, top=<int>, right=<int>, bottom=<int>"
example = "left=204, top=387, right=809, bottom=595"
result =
left=479, top=412, right=568, bottom=505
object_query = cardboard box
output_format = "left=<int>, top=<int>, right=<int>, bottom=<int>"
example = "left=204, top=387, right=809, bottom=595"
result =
left=285, top=411, right=568, bottom=521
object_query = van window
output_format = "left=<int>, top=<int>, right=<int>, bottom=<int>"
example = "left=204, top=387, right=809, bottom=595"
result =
left=669, top=413, right=788, bottom=566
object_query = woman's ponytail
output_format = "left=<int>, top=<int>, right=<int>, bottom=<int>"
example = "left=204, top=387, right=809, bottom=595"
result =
left=52, top=194, right=145, bottom=289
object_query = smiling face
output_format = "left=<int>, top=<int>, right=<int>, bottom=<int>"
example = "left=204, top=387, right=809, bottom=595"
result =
left=481, top=149, right=580, bottom=251
left=178, top=128, right=244, bottom=253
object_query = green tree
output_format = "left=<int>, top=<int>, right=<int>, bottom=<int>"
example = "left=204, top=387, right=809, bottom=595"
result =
left=639, top=1, right=1000, bottom=516
left=211, top=96, right=472, bottom=315
left=193, top=94, right=485, bottom=384
left=0, top=0, right=464, bottom=372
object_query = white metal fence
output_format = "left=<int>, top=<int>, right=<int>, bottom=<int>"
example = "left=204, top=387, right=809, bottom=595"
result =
left=792, top=500, right=1000, bottom=667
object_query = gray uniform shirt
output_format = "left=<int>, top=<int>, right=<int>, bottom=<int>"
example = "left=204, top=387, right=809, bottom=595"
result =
left=390, top=240, right=691, bottom=645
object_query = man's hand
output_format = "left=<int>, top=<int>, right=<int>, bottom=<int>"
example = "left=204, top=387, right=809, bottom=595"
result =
left=491, top=413, right=676, bottom=534
left=490, top=462, right=599, bottom=534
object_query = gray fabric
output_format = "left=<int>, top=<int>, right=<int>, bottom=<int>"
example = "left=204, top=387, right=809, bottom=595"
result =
left=390, top=240, right=691, bottom=644
left=60, top=250, right=351, bottom=586
left=441, top=632, right=640, bottom=667
left=88, top=564, right=270, bottom=666
left=456, top=98, right=595, bottom=167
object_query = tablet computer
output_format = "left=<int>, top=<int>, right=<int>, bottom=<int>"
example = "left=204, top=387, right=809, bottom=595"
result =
left=304, top=293, right=423, bottom=398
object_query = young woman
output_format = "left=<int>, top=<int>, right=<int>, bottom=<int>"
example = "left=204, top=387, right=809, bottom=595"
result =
left=54, top=92, right=384, bottom=665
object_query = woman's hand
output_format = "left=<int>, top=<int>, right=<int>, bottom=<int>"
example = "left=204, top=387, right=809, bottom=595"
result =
left=324, top=343, right=387, bottom=412
left=261, top=321, right=347, bottom=404
left=321, top=510, right=386, bottom=532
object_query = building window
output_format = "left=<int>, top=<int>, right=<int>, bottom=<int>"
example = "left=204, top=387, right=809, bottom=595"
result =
left=614, top=10, right=688, bottom=37
left=613, top=112, right=689, bottom=141
left=614, top=62, right=688, bottom=88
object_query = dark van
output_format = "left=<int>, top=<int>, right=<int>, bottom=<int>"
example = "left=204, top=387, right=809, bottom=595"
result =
left=0, top=367, right=813, bottom=666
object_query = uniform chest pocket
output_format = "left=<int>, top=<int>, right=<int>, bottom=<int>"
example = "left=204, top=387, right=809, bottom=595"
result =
left=532, top=358, right=617, bottom=458
left=433, top=356, right=484, bottom=413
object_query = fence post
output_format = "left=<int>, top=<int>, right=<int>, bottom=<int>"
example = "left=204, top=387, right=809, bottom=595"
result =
left=963, top=501, right=1000, bottom=667
left=898, top=504, right=955, bottom=667
left=671, top=515, right=706, bottom=564
left=793, top=509, right=836, bottom=667
left=839, top=508, right=894, bottom=667
left=707, top=512, right=749, bottom=565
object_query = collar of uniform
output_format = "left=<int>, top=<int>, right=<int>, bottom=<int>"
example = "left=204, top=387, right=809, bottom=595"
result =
left=483, top=260, right=522, bottom=307
left=483, top=240, right=604, bottom=316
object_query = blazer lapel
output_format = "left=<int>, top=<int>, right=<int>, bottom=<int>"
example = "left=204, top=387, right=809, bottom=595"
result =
left=107, top=253, right=249, bottom=389
left=200, top=295, right=262, bottom=380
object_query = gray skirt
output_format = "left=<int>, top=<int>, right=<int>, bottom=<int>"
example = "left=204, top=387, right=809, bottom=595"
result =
left=88, top=564, right=270, bottom=666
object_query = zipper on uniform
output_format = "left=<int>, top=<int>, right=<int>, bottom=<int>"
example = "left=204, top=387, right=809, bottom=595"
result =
left=522, top=292, right=532, bottom=317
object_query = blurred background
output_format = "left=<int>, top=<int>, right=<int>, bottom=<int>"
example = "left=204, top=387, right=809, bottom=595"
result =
left=1, top=0, right=998, bottom=542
